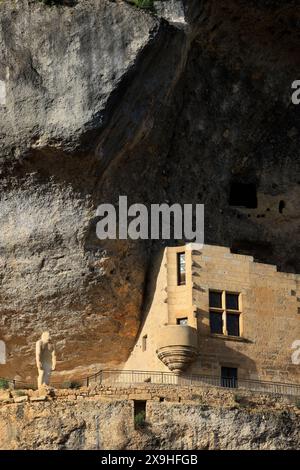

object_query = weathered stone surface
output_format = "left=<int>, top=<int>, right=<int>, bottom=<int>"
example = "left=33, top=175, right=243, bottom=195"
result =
left=0, top=0, right=189, bottom=380
left=0, top=391, right=11, bottom=402
left=13, top=395, right=29, bottom=403
left=0, top=392, right=299, bottom=450
left=0, top=0, right=299, bottom=382
left=0, top=0, right=161, bottom=158
left=30, top=395, right=47, bottom=402
left=167, top=0, right=300, bottom=274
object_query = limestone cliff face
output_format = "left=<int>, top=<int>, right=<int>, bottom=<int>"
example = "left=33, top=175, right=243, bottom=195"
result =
left=1, top=384, right=299, bottom=450
left=0, top=398, right=299, bottom=450
left=0, top=0, right=299, bottom=380
left=0, top=0, right=190, bottom=380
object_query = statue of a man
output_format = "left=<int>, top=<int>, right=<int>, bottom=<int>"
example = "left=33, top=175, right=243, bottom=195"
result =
left=36, top=331, right=56, bottom=389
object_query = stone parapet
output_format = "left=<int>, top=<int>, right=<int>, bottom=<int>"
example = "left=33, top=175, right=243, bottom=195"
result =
left=0, top=383, right=299, bottom=409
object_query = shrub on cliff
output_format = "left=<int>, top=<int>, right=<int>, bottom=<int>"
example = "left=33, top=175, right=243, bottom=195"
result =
left=37, top=0, right=76, bottom=6
left=134, top=410, right=146, bottom=428
left=62, top=380, right=81, bottom=389
left=0, top=378, right=9, bottom=390
left=127, top=0, right=154, bottom=10
left=37, top=0, right=62, bottom=5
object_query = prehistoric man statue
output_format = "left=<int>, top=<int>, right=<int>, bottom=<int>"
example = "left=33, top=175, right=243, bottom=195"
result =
left=36, top=331, right=56, bottom=389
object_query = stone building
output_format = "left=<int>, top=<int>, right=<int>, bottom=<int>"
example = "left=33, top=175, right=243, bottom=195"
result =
left=124, top=244, right=300, bottom=385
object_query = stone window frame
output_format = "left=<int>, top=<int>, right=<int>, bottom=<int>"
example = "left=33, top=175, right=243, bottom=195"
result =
left=209, top=290, right=243, bottom=338
left=142, top=335, right=147, bottom=352
left=177, top=252, right=186, bottom=286
left=176, top=317, right=188, bottom=325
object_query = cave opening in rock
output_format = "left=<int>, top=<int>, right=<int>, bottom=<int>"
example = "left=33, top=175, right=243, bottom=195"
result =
left=229, top=182, right=258, bottom=209
left=231, top=240, right=274, bottom=263
left=279, top=200, right=285, bottom=214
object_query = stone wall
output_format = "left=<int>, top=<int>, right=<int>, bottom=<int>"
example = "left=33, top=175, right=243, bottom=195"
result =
left=0, top=384, right=299, bottom=449
left=193, top=245, right=300, bottom=383
left=124, top=244, right=300, bottom=384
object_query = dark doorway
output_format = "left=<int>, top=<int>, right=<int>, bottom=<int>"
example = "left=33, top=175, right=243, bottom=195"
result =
left=134, top=400, right=146, bottom=428
left=134, top=400, right=146, bottom=416
left=229, top=182, right=257, bottom=208
left=221, top=366, right=238, bottom=388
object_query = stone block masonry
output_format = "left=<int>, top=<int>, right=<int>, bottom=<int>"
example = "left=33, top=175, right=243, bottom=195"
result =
left=124, top=245, right=300, bottom=384
left=0, top=382, right=299, bottom=408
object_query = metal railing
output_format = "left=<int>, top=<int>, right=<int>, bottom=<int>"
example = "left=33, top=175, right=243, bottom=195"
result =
left=1, top=370, right=300, bottom=397
left=0, top=378, right=35, bottom=390
left=62, top=370, right=300, bottom=397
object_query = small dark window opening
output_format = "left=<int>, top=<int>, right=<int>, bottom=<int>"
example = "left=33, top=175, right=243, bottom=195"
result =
left=221, top=367, right=238, bottom=388
left=176, top=317, right=188, bottom=325
left=142, top=335, right=147, bottom=352
left=159, top=397, right=164, bottom=402
left=229, top=182, right=257, bottom=209
left=279, top=200, right=285, bottom=214
left=177, top=252, right=186, bottom=285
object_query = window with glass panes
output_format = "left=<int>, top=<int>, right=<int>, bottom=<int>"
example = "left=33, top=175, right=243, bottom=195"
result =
left=177, top=252, right=186, bottom=286
left=209, top=290, right=241, bottom=337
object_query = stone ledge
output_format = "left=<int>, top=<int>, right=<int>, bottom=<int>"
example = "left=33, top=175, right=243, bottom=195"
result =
left=30, top=396, right=47, bottom=402
left=0, top=382, right=298, bottom=412
left=14, top=396, right=28, bottom=403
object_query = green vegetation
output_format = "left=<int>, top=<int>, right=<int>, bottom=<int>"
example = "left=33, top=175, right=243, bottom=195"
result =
left=37, top=0, right=74, bottom=6
left=37, top=0, right=155, bottom=10
left=233, top=393, right=243, bottom=404
left=134, top=410, right=146, bottom=428
left=233, top=393, right=249, bottom=408
left=295, top=399, right=300, bottom=409
left=37, top=0, right=62, bottom=5
left=0, top=378, right=9, bottom=390
left=62, top=380, right=81, bottom=389
left=14, top=389, right=27, bottom=397
left=128, top=0, right=154, bottom=10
